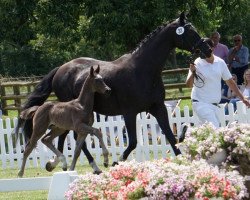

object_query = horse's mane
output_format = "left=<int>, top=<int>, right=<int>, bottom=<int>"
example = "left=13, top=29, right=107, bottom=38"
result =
left=132, top=19, right=177, bottom=54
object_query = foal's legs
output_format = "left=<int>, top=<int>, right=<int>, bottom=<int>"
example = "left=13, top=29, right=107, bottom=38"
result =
left=69, top=134, right=86, bottom=171
left=90, top=128, right=109, bottom=168
left=18, top=127, right=47, bottom=177
left=47, top=131, right=102, bottom=174
left=41, top=127, right=68, bottom=171
left=70, top=124, right=109, bottom=171
left=18, top=140, right=37, bottom=177
left=72, top=131, right=102, bottom=173
left=149, top=103, right=181, bottom=156
left=45, top=131, right=102, bottom=174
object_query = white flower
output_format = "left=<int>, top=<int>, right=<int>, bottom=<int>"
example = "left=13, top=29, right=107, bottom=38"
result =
left=209, top=146, right=216, bottom=153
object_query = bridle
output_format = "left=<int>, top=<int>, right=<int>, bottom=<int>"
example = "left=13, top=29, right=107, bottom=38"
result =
left=177, top=23, right=210, bottom=88
left=179, top=23, right=204, bottom=54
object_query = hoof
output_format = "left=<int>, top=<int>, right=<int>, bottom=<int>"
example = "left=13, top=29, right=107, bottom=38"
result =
left=103, top=162, right=109, bottom=168
left=45, top=162, right=55, bottom=172
left=179, top=123, right=188, bottom=143
left=112, top=161, right=119, bottom=166
left=17, top=172, right=23, bottom=178
left=93, top=170, right=102, bottom=175
left=62, top=167, right=67, bottom=171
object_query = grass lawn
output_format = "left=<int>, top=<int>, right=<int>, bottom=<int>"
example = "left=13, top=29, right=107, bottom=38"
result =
left=0, top=153, right=167, bottom=200
left=0, top=163, right=106, bottom=200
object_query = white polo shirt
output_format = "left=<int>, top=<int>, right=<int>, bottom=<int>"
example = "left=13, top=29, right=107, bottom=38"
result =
left=190, top=55, right=232, bottom=103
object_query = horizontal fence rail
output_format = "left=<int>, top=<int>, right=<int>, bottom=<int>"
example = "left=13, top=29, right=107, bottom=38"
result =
left=0, top=68, right=189, bottom=115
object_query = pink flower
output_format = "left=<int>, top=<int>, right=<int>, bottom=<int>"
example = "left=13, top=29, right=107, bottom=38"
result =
left=65, top=158, right=248, bottom=200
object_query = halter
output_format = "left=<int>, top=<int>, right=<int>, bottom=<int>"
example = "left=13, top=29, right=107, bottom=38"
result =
left=177, top=23, right=208, bottom=88
left=180, top=23, right=205, bottom=55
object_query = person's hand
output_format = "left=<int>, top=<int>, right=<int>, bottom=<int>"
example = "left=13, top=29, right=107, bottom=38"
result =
left=234, top=56, right=240, bottom=62
left=242, top=98, right=250, bottom=108
left=234, top=46, right=240, bottom=51
left=189, top=63, right=196, bottom=73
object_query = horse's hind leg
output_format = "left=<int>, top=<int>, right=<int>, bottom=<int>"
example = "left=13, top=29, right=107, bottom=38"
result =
left=45, top=130, right=69, bottom=172
left=149, top=103, right=181, bottom=156
left=18, top=127, right=46, bottom=177
left=116, top=113, right=137, bottom=165
left=18, top=140, right=37, bottom=177
left=41, top=127, right=68, bottom=171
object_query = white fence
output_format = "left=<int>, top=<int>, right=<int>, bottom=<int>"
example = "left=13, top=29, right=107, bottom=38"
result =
left=1, top=102, right=250, bottom=199
left=1, top=101, right=250, bottom=170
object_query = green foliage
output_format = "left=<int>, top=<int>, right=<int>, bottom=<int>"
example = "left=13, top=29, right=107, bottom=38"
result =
left=0, top=0, right=249, bottom=76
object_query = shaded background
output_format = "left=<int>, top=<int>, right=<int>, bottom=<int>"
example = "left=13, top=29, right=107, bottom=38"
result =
left=0, top=0, right=249, bottom=76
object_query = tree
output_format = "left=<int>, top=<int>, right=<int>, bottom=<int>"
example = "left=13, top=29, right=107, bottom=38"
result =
left=0, top=0, right=249, bottom=76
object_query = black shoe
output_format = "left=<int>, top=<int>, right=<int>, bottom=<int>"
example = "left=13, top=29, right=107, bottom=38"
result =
left=179, top=123, right=188, bottom=143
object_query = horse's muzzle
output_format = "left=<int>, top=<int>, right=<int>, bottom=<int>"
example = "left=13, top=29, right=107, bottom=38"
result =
left=104, top=88, right=111, bottom=96
left=193, top=38, right=212, bottom=58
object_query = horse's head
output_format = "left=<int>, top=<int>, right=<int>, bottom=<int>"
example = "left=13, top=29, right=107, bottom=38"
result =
left=90, top=65, right=111, bottom=95
left=173, top=12, right=212, bottom=58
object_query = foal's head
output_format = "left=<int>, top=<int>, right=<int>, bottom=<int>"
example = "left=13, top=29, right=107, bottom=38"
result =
left=90, top=65, right=111, bottom=95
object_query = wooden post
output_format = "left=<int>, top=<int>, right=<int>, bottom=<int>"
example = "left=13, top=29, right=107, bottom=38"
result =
left=13, top=85, right=21, bottom=114
left=0, top=84, right=8, bottom=115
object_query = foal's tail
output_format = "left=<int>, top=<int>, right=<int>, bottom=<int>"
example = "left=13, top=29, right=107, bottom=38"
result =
left=20, top=106, right=40, bottom=120
left=15, top=67, right=59, bottom=142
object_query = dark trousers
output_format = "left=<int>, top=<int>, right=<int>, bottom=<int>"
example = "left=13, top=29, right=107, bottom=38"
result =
left=232, top=65, right=248, bottom=85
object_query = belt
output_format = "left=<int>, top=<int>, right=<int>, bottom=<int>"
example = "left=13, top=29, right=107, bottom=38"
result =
left=191, top=99, right=218, bottom=106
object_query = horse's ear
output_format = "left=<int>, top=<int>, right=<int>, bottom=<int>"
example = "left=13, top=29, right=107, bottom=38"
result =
left=95, top=65, right=100, bottom=74
left=90, top=66, right=94, bottom=77
left=179, top=11, right=187, bottom=25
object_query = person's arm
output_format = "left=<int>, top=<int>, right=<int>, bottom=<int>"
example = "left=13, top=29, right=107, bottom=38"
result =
left=228, top=48, right=237, bottom=63
left=186, top=64, right=196, bottom=87
left=238, top=47, right=249, bottom=65
left=225, top=79, right=250, bottom=107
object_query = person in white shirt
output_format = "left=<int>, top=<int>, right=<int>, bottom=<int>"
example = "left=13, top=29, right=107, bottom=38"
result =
left=186, top=38, right=250, bottom=127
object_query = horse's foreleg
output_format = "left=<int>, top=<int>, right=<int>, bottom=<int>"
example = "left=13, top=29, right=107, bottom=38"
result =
left=41, top=128, right=68, bottom=171
left=70, top=134, right=86, bottom=171
left=72, top=124, right=105, bottom=173
left=149, top=104, right=181, bottom=156
left=92, top=129, right=109, bottom=168
left=73, top=131, right=96, bottom=165
left=73, top=131, right=101, bottom=174
left=115, top=113, right=137, bottom=165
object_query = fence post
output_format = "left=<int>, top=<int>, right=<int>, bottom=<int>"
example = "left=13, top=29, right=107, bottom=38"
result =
left=0, top=84, right=7, bottom=115
left=13, top=85, right=21, bottom=114
left=48, top=171, right=78, bottom=200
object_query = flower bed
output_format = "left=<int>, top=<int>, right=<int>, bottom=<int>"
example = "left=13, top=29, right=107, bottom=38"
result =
left=65, top=157, right=248, bottom=200
left=179, top=122, right=250, bottom=176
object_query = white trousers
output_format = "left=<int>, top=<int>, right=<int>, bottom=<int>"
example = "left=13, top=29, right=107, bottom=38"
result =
left=192, top=102, right=220, bottom=128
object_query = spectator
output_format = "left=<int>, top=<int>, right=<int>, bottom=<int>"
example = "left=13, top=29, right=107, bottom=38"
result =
left=220, top=74, right=239, bottom=103
left=229, top=69, right=250, bottom=112
left=186, top=38, right=250, bottom=128
left=211, top=31, right=229, bottom=62
left=241, top=69, right=250, bottom=98
left=228, top=34, right=249, bottom=85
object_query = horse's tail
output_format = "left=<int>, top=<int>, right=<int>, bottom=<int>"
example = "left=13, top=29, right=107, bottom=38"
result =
left=15, top=67, right=59, bottom=143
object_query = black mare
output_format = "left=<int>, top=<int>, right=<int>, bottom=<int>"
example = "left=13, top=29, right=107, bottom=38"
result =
left=16, top=12, right=212, bottom=173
